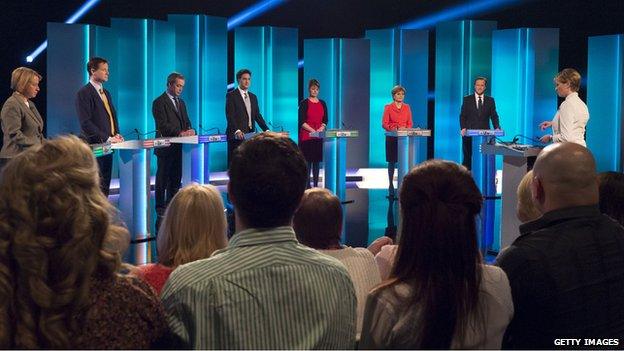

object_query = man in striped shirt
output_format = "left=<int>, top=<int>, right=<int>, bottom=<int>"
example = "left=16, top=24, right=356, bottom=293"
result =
left=161, top=132, right=357, bottom=349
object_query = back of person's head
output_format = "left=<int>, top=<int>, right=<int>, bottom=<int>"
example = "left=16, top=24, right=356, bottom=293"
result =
left=390, top=160, right=483, bottom=348
left=229, top=133, right=307, bottom=229
left=598, top=171, right=624, bottom=226
left=517, top=170, right=542, bottom=223
left=293, top=188, right=342, bottom=249
left=532, top=142, right=598, bottom=213
left=0, top=135, right=128, bottom=348
left=157, top=183, right=227, bottom=267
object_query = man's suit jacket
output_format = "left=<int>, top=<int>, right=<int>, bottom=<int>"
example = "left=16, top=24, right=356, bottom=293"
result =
left=0, top=92, right=44, bottom=158
left=152, top=92, right=192, bottom=157
left=225, top=89, right=268, bottom=140
left=459, top=95, right=500, bottom=130
left=76, top=83, right=120, bottom=144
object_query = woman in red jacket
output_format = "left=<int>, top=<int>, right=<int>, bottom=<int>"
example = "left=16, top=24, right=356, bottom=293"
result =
left=382, top=85, right=412, bottom=196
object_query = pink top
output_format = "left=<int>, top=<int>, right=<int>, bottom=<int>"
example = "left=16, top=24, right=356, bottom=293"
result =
left=135, top=263, right=175, bottom=295
left=300, top=100, right=325, bottom=142
left=382, top=103, right=413, bottom=131
left=375, top=244, right=398, bottom=280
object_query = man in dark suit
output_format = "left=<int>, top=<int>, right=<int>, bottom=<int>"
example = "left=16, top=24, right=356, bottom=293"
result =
left=76, top=57, right=123, bottom=197
left=225, top=68, right=269, bottom=165
left=459, top=77, right=501, bottom=170
left=152, top=72, right=194, bottom=230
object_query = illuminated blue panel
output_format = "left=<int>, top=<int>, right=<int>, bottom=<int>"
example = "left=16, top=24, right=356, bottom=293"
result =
left=303, top=39, right=339, bottom=129
left=340, top=39, right=371, bottom=169
left=434, top=20, right=497, bottom=163
left=490, top=28, right=558, bottom=252
left=201, top=17, right=228, bottom=173
left=234, top=26, right=298, bottom=139
left=587, top=34, right=624, bottom=172
left=168, top=15, right=228, bottom=174
left=365, top=28, right=429, bottom=167
left=47, top=23, right=90, bottom=137
left=492, top=28, right=559, bottom=143
left=111, top=19, right=146, bottom=137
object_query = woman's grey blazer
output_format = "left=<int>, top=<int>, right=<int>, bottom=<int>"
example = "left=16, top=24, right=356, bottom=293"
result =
left=0, top=92, right=44, bottom=159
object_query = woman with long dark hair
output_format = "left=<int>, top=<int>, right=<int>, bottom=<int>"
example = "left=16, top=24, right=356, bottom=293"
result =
left=360, top=160, right=513, bottom=349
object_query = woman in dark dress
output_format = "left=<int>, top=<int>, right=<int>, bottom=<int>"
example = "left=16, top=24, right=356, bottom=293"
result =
left=298, top=79, right=328, bottom=188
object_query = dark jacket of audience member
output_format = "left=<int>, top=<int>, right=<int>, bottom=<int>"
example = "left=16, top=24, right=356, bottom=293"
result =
left=598, top=171, right=624, bottom=226
left=0, top=136, right=167, bottom=349
left=360, top=160, right=513, bottom=349
left=496, top=143, right=624, bottom=348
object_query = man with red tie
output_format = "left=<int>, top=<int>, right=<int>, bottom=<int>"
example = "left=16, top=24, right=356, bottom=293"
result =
left=76, top=57, right=124, bottom=197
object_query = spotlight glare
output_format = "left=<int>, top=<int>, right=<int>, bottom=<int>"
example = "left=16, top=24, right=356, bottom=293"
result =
left=25, top=0, right=101, bottom=63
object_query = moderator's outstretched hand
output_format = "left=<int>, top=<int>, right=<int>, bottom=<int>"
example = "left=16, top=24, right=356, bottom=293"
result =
left=539, top=121, right=552, bottom=130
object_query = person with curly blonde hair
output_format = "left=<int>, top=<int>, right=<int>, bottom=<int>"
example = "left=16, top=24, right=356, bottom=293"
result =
left=0, top=135, right=167, bottom=349
left=136, top=183, right=228, bottom=294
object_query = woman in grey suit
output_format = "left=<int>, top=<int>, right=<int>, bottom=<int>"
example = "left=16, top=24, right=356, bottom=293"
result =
left=0, top=67, right=44, bottom=170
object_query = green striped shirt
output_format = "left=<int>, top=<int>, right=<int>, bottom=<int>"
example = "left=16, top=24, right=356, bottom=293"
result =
left=161, top=226, right=357, bottom=349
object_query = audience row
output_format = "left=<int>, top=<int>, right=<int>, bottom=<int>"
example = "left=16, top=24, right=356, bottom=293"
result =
left=1, top=133, right=623, bottom=349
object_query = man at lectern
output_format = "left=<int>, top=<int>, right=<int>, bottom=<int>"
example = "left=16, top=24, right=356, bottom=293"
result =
left=225, top=68, right=269, bottom=166
left=152, top=72, right=194, bottom=231
left=459, top=77, right=501, bottom=170
left=76, top=57, right=124, bottom=197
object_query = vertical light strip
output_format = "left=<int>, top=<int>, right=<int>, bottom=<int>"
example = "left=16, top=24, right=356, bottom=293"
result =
left=617, top=36, right=623, bottom=170
left=143, top=20, right=148, bottom=134
left=84, top=25, right=90, bottom=83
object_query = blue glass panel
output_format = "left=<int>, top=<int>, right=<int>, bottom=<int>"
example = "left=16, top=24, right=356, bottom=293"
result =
left=587, top=34, right=624, bottom=172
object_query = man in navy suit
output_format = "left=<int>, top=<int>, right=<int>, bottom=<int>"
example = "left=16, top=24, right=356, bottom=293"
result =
left=76, top=57, right=123, bottom=196
left=459, top=77, right=501, bottom=170
left=225, top=68, right=269, bottom=165
left=152, top=72, right=194, bottom=230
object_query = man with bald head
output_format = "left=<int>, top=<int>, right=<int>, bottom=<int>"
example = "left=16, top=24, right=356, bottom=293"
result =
left=496, top=142, right=624, bottom=348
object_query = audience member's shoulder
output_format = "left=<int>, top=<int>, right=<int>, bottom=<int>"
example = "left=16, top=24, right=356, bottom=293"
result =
left=113, top=273, right=161, bottom=303
left=495, top=241, right=538, bottom=272
left=481, top=265, right=512, bottom=294
left=481, top=265, right=514, bottom=316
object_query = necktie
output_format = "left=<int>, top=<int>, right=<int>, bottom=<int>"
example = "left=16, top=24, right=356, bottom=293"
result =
left=243, top=91, right=252, bottom=129
left=478, top=96, right=483, bottom=111
left=99, top=88, right=116, bottom=136
left=173, top=96, right=180, bottom=112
